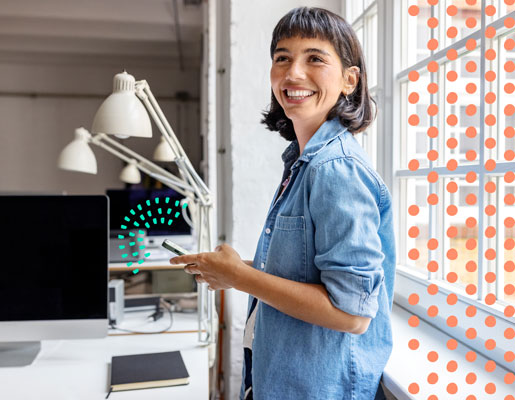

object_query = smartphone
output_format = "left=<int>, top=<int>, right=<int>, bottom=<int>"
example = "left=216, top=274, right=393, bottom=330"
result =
left=161, top=239, right=191, bottom=256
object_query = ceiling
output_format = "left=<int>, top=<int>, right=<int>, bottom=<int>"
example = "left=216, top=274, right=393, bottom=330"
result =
left=0, top=0, right=204, bottom=68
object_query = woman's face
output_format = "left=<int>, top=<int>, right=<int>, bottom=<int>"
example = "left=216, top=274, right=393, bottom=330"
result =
left=270, top=36, right=346, bottom=128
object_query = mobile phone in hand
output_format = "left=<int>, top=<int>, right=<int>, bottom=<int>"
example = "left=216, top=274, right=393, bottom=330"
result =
left=161, top=239, right=190, bottom=256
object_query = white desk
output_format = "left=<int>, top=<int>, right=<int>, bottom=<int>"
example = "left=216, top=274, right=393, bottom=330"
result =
left=0, top=312, right=209, bottom=400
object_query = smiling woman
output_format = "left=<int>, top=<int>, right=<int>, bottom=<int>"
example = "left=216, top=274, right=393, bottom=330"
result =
left=169, top=6, right=395, bottom=400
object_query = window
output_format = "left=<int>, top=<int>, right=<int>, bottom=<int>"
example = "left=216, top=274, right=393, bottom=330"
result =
left=394, top=0, right=515, bottom=374
left=344, top=0, right=379, bottom=170
left=346, top=0, right=515, bottom=386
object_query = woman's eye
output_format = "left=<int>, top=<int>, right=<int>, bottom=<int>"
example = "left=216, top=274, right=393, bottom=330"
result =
left=274, top=56, right=287, bottom=62
left=309, top=56, right=323, bottom=63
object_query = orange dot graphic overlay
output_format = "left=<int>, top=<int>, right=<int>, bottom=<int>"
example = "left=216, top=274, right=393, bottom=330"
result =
left=403, top=5, right=514, bottom=398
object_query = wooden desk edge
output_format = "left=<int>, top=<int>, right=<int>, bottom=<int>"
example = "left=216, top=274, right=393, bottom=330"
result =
left=108, top=329, right=207, bottom=336
left=109, top=264, right=187, bottom=272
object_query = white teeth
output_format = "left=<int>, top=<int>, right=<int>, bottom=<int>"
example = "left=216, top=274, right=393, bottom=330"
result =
left=286, top=90, right=314, bottom=97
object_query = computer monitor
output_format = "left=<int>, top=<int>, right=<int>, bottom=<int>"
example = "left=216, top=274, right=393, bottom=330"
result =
left=0, top=195, right=108, bottom=367
left=106, top=188, right=191, bottom=236
left=106, top=188, right=195, bottom=262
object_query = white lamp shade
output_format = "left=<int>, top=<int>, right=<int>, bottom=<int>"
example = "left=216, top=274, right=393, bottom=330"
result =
left=153, top=137, right=175, bottom=162
left=119, top=161, right=141, bottom=184
left=91, top=72, right=152, bottom=138
left=58, top=128, right=97, bottom=174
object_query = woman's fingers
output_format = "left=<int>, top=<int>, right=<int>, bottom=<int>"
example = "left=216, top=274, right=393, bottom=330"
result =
left=184, top=266, right=201, bottom=274
left=194, top=274, right=217, bottom=291
left=169, top=254, right=198, bottom=265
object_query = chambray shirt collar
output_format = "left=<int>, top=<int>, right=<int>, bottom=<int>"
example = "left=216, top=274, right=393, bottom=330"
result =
left=280, top=118, right=348, bottom=170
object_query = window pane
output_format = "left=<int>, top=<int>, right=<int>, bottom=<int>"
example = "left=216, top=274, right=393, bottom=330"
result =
left=484, top=36, right=500, bottom=160
left=356, top=98, right=377, bottom=170
left=364, top=0, right=375, bottom=9
left=440, top=47, right=481, bottom=168
left=400, top=72, right=432, bottom=169
left=365, top=115, right=378, bottom=170
left=484, top=176, right=498, bottom=302
left=400, top=178, right=430, bottom=272
left=347, top=0, right=364, bottom=23
left=499, top=0, right=515, bottom=19
left=499, top=31, right=515, bottom=160
left=442, top=177, right=479, bottom=291
left=355, top=25, right=364, bottom=48
left=443, top=0, right=482, bottom=48
left=365, top=11, right=378, bottom=88
left=401, top=0, right=431, bottom=70
left=501, top=177, right=515, bottom=305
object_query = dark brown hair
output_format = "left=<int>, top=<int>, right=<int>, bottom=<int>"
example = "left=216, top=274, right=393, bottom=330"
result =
left=262, top=7, right=376, bottom=140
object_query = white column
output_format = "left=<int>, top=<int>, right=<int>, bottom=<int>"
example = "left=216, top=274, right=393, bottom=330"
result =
left=213, top=1, right=342, bottom=398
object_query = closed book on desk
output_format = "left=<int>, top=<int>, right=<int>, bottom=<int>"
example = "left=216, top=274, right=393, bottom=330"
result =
left=110, top=351, right=189, bottom=392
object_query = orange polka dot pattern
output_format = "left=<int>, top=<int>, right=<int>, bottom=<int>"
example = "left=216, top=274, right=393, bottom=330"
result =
left=405, top=2, right=515, bottom=398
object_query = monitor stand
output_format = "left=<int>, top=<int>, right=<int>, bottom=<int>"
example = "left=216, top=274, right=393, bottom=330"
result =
left=0, top=342, right=41, bottom=367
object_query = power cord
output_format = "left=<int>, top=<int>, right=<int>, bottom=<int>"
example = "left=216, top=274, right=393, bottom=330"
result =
left=109, top=300, right=174, bottom=334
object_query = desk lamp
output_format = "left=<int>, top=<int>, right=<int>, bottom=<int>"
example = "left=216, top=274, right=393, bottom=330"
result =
left=58, top=72, right=216, bottom=348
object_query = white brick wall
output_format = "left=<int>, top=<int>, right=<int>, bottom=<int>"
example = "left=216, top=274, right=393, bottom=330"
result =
left=218, top=1, right=342, bottom=398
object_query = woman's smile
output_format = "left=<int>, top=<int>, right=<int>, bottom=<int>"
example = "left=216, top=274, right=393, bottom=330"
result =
left=283, top=87, right=317, bottom=103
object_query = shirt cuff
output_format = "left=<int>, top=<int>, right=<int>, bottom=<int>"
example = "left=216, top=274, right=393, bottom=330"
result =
left=321, top=269, right=384, bottom=319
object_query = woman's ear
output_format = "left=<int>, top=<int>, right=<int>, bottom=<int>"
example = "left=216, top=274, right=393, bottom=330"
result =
left=342, top=66, right=360, bottom=96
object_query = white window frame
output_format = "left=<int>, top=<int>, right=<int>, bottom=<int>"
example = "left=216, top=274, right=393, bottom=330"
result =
left=346, top=0, right=515, bottom=373
left=343, top=0, right=379, bottom=170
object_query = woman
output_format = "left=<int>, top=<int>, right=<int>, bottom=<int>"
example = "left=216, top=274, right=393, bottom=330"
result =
left=170, top=7, right=395, bottom=400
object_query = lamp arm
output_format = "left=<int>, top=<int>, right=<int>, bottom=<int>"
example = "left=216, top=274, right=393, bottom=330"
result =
left=133, top=84, right=217, bottom=345
left=139, top=93, right=205, bottom=203
left=90, top=134, right=192, bottom=198
left=96, top=133, right=195, bottom=195
left=136, top=82, right=211, bottom=205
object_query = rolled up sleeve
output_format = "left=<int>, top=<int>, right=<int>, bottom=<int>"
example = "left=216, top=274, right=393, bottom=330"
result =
left=309, top=157, right=385, bottom=319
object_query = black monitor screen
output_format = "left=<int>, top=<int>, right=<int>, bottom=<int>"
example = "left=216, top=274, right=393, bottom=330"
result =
left=106, top=188, right=191, bottom=236
left=0, top=195, right=108, bottom=321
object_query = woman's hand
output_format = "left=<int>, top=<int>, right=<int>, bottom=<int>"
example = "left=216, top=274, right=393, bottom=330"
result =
left=169, top=243, right=249, bottom=291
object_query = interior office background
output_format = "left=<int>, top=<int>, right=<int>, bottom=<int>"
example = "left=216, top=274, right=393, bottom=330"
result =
left=0, top=0, right=319, bottom=398
left=1, top=0, right=514, bottom=399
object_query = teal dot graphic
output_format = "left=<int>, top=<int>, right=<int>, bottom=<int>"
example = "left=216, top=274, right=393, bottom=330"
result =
left=116, top=197, right=188, bottom=274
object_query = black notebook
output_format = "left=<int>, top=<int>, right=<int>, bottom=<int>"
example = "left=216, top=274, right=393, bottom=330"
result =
left=109, top=351, right=190, bottom=393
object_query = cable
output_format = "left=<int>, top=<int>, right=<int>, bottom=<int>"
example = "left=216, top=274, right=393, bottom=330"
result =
left=109, top=303, right=174, bottom=334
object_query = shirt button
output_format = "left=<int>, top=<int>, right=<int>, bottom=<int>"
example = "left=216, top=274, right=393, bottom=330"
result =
left=260, top=262, right=265, bottom=269
left=265, top=228, right=271, bottom=234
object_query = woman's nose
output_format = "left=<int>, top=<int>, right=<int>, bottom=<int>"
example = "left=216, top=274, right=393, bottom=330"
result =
left=286, top=61, right=306, bottom=80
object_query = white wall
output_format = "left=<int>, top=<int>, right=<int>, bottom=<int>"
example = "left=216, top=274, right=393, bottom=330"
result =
left=0, top=59, right=201, bottom=194
left=217, top=1, right=342, bottom=398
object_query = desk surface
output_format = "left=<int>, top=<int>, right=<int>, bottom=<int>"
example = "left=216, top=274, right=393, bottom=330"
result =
left=0, top=312, right=209, bottom=400
left=109, top=260, right=187, bottom=272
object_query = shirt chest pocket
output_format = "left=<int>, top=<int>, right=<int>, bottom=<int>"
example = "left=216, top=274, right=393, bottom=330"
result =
left=265, top=215, right=307, bottom=282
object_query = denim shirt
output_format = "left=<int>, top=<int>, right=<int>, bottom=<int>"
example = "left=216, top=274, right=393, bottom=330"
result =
left=240, top=118, right=396, bottom=400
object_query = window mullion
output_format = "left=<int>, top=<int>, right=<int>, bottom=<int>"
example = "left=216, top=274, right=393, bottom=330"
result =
left=439, top=56, right=447, bottom=283
left=477, top=0, right=487, bottom=302
left=428, top=4, right=436, bottom=281
left=496, top=176, right=504, bottom=300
